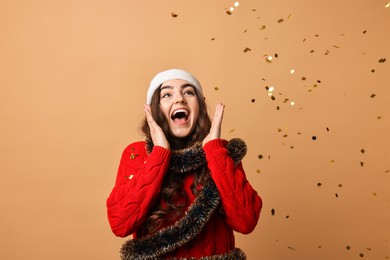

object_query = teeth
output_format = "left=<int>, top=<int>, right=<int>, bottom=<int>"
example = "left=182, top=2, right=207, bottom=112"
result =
left=173, top=109, right=188, bottom=116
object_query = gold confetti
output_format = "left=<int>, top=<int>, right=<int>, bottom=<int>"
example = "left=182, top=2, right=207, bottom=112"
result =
left=211, top=38, right=215, bottom=41
left=363, top=30, right=367, bottom=34
left=370, top=94, right=376, bottom=98
left=330, top=159, right=335, bottom=163
left=290, top=101, right=295, bottom=106
left=229, top=128, right=235, bottom=133
left=258, top=154, right=263, bottom=159
left=377, top=116, right=382, bottom=119
left=373, top=192, right=377, bottom=196
left=361, top=148, right=365, bottom=154
left=226, top=10, right=232, bottom=15
left=256, top=169, right=261, bottom=174
left=338, top=184, right=343, bottom=188
left=360, top=161, right=365, bottom=166
left=259, top=25, right=266, bottom=30
left=243, top=47, right=251, bottom=53
left=214, top=86, right=219, bottom=91
left=277, top=18, right=284, bottom=23
left=317, top=182, right=322, bottom=187
left=371, top=69, right=375, bottom=73
left=171, top=12, right=178, bottom=17
left=379, top=58, right=387, bottom=63
left=335, top=193, right=339, bottom=197
left=290, top=69, right=295, bottom=74
left=312, top=136, right=317, bottom=140
left=386, top=2, right=390, bottom=8
left=271, top=208, right=275, bottom=215
left=385, top=170, right=390, bottom=173
left=359, top=253, right=364, bottom=257
left=346, top=245, right=351, bottom=250
left=266, top=55, right=273, bottom=62
left=288, top=246, right=296, bottom=251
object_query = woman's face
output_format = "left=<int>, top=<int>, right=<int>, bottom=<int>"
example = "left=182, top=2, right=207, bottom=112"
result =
left=159, top=79, right=200, bottom=138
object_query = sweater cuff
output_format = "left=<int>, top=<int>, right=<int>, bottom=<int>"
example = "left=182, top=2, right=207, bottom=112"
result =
left=203, top=139, right=225, bottom=153
left=151, top=145, right=171, bottom=159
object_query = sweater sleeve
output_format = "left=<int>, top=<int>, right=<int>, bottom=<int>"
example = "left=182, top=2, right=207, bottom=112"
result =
left=203, top=139, right=262, bottom=234
left=106, top=141, right=171, bottom=237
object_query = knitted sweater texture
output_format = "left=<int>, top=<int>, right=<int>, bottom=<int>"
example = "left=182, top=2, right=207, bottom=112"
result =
left=106, top=139, right=262, bottom=258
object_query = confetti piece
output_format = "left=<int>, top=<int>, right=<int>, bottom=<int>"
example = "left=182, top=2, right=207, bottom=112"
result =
left=290, top=101, right=295, bottom=106
left=370, top=94, right=376, bottom=98
left=234, top=1, right=239, bottom=7
left=229, top=128, right=235, bottom=133
left=243, top=47, right=251, bottom=52
left=346, top=246, right=351, bottom=250
left=288, top=246, right=296, bottom=251
left=359, top=253, right=364, bottom=257
left=361, top=149, right=365, bottom=154
left=379, top=58, right=387, bottom=63
left=277, top=18, right=284, bottom=23
left=385, top=170, right=390, bottom=173
left=258, top=155, right=263, bottom=159
left=326, top=127, right=330, bottom=132
left=271, top=208, right=275, bottom=215
left=373, top=192, right=377, bottom=196
left=330, top=159, right=335, bottom=163
left=377, top=116, right=382, bottom=119
left=286, top=215, right=290, bottom=219
left=266, top=55, right=273, bottom=62
left=312, top=136, right=317, bottom=140
left=251, top=99, right=256, bottom=103
left=371, top=69, right=375, bottom=73
left=363, top=30, right=367, bottom=34
left=335, top=193, right=339, bottom=197
left=275, top=53, right=279, bottom=58
left=211, top=38, right=215, bottom=41
left=360, top=162, right=365, bottom=167
left=256, top=169, right=261, bottom=174
left=301, top=77, right=307, bottom=81
left=338, top=184, right=343, bottom=188
left=214, top=86, right=219, bottom=91
left=290, top=69, right=295, bottom=74
left=386, top=2, right=390, bottom=8
left=171, top=12, right=178, bottom=17
left=317, top=182, right=322, bottom=187
left=259, top=25, right=266, bottom=30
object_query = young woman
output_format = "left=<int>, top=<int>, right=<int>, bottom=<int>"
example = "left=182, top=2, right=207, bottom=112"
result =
left=106, top=69, right=262, bottom=259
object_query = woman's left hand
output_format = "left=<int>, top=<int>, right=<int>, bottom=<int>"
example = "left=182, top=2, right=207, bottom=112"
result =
left=203, top=103, right=225, bottom=147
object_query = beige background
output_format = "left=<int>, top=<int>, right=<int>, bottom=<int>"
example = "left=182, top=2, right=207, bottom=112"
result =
left=0, top=0, right=389, bottom=259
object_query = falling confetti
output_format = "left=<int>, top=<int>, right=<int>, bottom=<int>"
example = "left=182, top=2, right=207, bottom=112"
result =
left=360, top=162, right=365, bottom=167
left=277, top=18, right=284, bottom=23
left=258, top=154, right=263, bottom=159
left=361, top=149, right=366, bottom=154
left=266, top=55, right=273, bottom=62
left=386, top=2, right=390, bottom=8
left=290, top=69, right=295, bottom=74
left=259, top=25, right=266, bottom=30
left=317, top=182, right=322, bottom=187
left=226, top=1, right=240, bottom=15
left=370, top=94, right=376, bottom=98
left=251, top=98, right=256, bottom=103
left=243, top=47, right=251, bottom=53
left=346, top=246, right=351, bottom=250
left=288, top=246, right=296, bottom=251
left=214, top=86, right=219, bottom=91
left=171, top=12, right=178, bottom=17
left=256, top=169, right=261, bottom=174
left=359, top=253, right=364, bottom=257
left=271, top=208, right=275, bottom=215
left=211, top=38, right=216, bottom=41
left=312, top=136, right=317, bottom=140
left=378, top=58, right=387, bottom=63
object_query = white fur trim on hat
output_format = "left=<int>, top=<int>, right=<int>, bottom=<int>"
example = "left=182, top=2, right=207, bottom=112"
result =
left=146, top=69, right=203, bottom=105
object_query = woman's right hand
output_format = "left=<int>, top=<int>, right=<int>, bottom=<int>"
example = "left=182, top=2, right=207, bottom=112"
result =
left=144, top=104, right=170, bottom=150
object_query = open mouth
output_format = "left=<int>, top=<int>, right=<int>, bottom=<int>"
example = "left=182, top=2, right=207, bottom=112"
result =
left=171, top=109, right=189, bottom=123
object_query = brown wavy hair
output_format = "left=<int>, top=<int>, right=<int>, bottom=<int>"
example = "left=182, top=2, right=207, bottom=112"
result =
left=138, top=85, right=212, bottom=236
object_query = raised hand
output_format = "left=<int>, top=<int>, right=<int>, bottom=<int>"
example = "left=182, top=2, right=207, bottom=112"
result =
left=203, top=103, right=225, bottom=147
left=144, top=104, right=170, bottom=149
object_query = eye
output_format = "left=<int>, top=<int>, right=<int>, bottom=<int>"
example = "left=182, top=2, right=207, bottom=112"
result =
left=183, top=89, right=195, bottom=96
left=161, top=92, right=171, bottom=98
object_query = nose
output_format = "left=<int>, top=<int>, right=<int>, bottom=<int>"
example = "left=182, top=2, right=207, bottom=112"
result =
left=174, top=93, right=186, bottom=104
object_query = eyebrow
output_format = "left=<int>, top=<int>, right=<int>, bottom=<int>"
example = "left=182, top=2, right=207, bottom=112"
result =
left=160, top=83, right=195, bottom=91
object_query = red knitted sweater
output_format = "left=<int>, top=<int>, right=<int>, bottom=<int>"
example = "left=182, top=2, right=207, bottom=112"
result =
left=106, top=139, right=262, bottom=258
